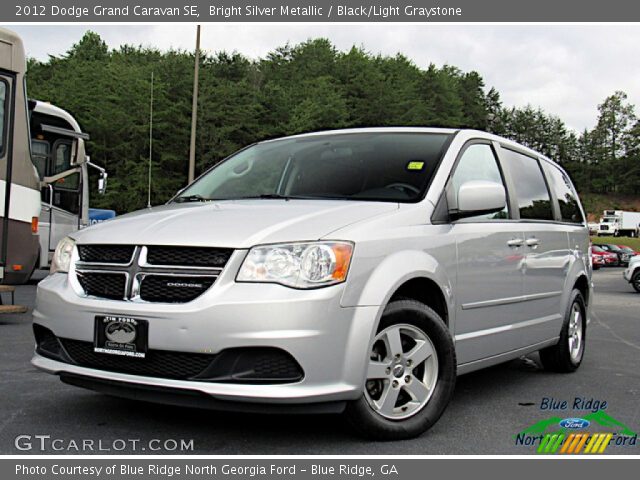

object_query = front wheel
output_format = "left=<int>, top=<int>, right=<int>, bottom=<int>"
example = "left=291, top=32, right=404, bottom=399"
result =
left=345, top=299, right=456, bottom=440
left=539, top=289, right=586, bottom=372
left=632, top=272, right=640, bottom=293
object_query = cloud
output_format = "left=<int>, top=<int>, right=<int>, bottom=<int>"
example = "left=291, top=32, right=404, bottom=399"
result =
left=7, top=24, right=640, bottom=131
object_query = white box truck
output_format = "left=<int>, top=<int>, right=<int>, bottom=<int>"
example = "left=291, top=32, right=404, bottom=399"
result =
left=598, top=210, right=640, bottom=237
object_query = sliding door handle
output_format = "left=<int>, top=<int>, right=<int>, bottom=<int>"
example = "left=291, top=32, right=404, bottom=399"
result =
left=526, top=237, right=540, bottom=248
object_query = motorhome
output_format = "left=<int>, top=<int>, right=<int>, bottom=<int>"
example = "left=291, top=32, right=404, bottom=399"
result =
left=29, top=100, right=111, bottom=270
left=0, top=28, right=41, bottom=284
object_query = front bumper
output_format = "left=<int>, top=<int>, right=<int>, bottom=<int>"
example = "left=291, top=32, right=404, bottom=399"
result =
left=32, top=259, right=380, bottom=405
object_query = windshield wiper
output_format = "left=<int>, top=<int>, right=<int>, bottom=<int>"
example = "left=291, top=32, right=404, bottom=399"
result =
left=228, top=194, right=298, bottom=200
left=174, top=194, right=213, bottom=203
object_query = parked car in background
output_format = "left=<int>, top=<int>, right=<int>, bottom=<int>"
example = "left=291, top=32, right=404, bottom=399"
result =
left=591, top=245, right=618, bottom=266
left=591, top=251, right=605, bottom=270
left=588, top=222, right=599, bottom=235
left=623, top=255, right=640, bottom=292
left=595, top=244, right=630, bottom=266
left=616, top=245, right=640, bottom=257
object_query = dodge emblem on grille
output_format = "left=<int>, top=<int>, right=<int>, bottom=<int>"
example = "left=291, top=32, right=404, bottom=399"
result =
left=166, top=281, right=204, bottom=289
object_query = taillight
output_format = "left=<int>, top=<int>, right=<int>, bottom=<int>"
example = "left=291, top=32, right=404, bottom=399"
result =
left=31, top=216, right=39, bottom=234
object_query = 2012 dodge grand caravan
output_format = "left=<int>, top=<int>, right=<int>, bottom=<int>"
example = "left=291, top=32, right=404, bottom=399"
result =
left=32, top=128, right=592, bottom=439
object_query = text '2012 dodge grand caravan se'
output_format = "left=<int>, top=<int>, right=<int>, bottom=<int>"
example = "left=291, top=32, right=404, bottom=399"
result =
left=32, top=128, right=592, bottom=439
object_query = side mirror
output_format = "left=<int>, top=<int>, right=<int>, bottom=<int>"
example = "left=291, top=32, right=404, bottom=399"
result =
left=98, top=173, right=108, bottom=195
left=450, top=180, right=506, bottom=219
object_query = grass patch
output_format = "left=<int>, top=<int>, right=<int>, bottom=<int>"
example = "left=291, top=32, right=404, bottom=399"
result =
left=591, top=236, right=640, bottom=250
left=580, top=193, right=640, bottom=222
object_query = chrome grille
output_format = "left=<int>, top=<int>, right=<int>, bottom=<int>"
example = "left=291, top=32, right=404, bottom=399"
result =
left=74, top=245, right=229, bottom=303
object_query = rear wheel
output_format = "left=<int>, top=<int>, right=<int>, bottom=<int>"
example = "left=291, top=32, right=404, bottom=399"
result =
left=345, top=299, right=456, bottom=440
left=632, top=272, right=640, bottom=293
left=539, top=289, right=586, bottom=372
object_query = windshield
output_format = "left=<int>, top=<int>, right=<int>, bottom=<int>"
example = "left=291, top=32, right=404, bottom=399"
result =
left=175, top=132, right=452, bottom=203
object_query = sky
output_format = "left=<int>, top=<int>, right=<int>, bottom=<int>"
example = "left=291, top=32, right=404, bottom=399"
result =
left=8, top=24, right=640, bottom=132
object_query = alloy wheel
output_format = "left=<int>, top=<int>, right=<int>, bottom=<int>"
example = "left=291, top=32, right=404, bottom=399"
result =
left=568, top=303, right=583, bottom=362
left=364, top=324, right=438, bottom=420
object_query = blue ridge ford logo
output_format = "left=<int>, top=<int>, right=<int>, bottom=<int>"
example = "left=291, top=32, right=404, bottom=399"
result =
left=559, top=418, right=590, bottom=429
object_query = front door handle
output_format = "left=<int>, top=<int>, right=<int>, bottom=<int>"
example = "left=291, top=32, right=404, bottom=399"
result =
left=507, top=238, right=524, bottom=247
left=526, top=237, right=540, bottom=248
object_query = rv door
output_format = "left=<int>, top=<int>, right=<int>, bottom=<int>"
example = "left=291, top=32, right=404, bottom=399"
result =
left=41, top=168, right=82, bottom=256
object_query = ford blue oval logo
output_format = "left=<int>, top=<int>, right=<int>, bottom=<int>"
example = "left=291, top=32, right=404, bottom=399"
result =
left=559, top=418, right=590, bottom=429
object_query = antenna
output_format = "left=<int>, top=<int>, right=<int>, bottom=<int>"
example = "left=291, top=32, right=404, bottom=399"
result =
left=147, top=71, right=154, bottom=208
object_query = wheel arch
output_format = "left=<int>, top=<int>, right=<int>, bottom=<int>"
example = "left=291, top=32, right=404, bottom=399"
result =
left=342, top=249, right=455, bottom=334
left=573, top=274, right=590, bottom=307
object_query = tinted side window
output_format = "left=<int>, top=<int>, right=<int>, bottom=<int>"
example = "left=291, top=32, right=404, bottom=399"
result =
left=451, top=143, right=508, bottom=220
left=545, top=164, right=584, bottom=224
left=502, top=149, right=553, bottom=220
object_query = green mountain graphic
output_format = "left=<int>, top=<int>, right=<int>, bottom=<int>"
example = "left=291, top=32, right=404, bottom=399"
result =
left=582, top=411, right=636, bottom=436
left=517, top=417, right=564, bottom=436
left=516, top=410, right=637, bottom=438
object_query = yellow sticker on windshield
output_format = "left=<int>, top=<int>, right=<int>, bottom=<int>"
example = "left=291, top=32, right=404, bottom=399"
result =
left=407, top=161, right=425, bottom=171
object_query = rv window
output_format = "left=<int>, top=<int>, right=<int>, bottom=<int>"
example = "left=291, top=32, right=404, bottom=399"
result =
left=51, top=171, right=80, bottom=215
left=31, top=140, right=49, bottom=179
left=53, top=141, right=72, bottom=175
left=0, top=80, right=7, bottom=157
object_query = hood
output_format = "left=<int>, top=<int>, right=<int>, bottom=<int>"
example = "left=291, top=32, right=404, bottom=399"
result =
left=73, top=199, right=398, bottom=248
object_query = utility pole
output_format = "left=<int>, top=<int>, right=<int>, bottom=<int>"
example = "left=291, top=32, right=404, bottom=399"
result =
left=188, top=25, right=201, bottom=184
left=147, top=71, right=154, bottom=208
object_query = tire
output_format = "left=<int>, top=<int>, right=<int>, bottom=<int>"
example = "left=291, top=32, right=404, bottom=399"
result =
left=632, top=272, right=640, bottom=293
left=345, top=299, right=456, bottom=440
left=539, top=289, right=586, bottom=373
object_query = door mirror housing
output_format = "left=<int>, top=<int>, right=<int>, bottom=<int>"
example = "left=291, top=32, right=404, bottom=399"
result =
left=98, top=173, right=108, bottom=195
left=450, top=180, right=507, bottom=219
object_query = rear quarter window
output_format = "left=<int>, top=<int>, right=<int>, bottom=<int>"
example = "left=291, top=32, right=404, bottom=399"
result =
left=544, top=164, right=584, bottom=224
left=501, top=148, right=554, bottom=221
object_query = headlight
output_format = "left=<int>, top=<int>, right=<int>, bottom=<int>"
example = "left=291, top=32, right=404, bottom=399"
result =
left=237, top=241, right=354, bottom=289
left=50, top=237, right=76, bottom=274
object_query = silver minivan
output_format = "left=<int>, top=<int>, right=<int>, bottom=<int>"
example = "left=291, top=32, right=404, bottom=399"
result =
left=32, top=128, right=592, bottom=439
